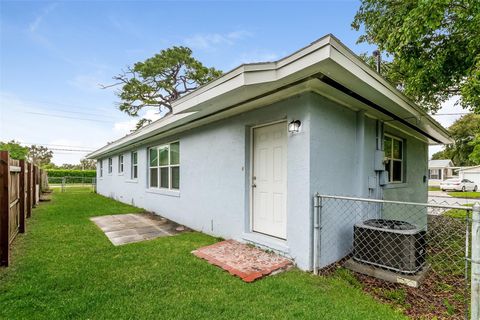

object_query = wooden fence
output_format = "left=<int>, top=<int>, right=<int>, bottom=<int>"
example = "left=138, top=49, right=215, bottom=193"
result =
left=0, top=151, right=44, bottom=266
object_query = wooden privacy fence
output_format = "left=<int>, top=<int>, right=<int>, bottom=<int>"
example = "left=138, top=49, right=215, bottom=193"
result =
left=0, top=151, right=44, bottom=266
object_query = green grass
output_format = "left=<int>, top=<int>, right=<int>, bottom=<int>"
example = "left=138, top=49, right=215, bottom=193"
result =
left=428, top=186, right=441, bottom=191
left=447, top=191, right=480, bottom=199
left=0, top=191, right=406, bottom=320
left=444, top=204, right=473, bottom=219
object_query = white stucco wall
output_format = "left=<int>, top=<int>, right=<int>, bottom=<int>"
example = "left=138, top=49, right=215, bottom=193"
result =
left=96, top=91, right=429, bottom=271
left=97, top=93, right=313, bottom=270
left=308, top=94, right=429, bottom=268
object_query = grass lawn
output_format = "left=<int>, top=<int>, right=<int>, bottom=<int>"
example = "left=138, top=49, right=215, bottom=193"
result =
left=428, top=186, right=441, bottom=191
left=447, top=191, right=480, bottom=199
left=0, top=191, right=406, bottom=319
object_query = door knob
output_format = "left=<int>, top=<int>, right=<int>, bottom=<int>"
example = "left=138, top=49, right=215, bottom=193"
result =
left=252, top=184, right=257, bottom=188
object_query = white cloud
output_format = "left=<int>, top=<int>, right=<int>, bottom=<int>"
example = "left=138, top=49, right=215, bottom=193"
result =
left=113, top=108, right=163, bottom=135
left=29, top=3, right=58, bottom=33
left=428, top=95, right=468, bottom=158
left=0, top=91, right=125, bottom=165
left=184, top=30, right=252, bottom=51
left=69, top=74, right=104, bottom=92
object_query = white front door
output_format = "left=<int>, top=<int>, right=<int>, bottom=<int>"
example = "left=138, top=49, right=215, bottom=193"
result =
left=252, top=122, right=287, bottom=239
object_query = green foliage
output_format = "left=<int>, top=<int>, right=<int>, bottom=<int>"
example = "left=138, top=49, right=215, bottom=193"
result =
left=431, top=150, right=448, bottom=160
left=468, top=133, right=480, bottom=163
left=433, top=113, right=480, bottom=166
left=0, top=192, right=406, bottom=319
left=28, top=144, right=53, bottom=166
left=353, top=0, right=480, bottom=113
left=0, top=140, right=29, bottom=160
left=46, top=169, right=96, bottom=178
left=445, top=204, right=473, bottom=218
left=109, top=46, right=223, bottom=129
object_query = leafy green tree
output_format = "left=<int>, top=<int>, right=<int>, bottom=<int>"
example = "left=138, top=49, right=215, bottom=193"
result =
left=468, top=134, right=480, bottom=164
left=0, top=140, right=29, bottom=160
left=80, top=158, right=96, bottom=170
left=106, top=46, right=222, bottom=129
left=431, top=149, right=451, bottom=161
left=28, top=145, right=53, bottom=167
left=433, top=114, right=480, bottom=165
left=353, top=0, right=480, bottom=113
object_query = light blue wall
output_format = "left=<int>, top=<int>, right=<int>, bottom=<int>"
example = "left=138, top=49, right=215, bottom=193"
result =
left=308, top=93, right=429, bottom=268
left=97, top=93, right=313, bottom=270
left=96, top=91, right=429, bottom=271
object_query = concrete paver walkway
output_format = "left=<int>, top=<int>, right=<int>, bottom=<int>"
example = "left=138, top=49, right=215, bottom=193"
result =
left=192, top=240, right=292, bottom=282
left=91, top=213, right=184, bottom=245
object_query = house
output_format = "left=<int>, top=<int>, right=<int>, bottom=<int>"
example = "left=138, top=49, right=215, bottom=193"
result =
left=428, top=159, right=456, bottom=186
left=459, top=166, right=480, bottom=187
left=87, top=34, right=451, bottom=271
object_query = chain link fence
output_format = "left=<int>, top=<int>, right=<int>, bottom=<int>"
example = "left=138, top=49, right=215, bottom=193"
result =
left=47, top=176, right=96, bottom=193
left=313, top=194, right=477, bottom=319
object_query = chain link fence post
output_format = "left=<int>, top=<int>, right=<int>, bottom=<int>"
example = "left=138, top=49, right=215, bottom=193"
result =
left=472, top=203, right=480, bottom=320
left=313, top=193, right=320, bottom=275
left=61, top=177, right=66, bottom=193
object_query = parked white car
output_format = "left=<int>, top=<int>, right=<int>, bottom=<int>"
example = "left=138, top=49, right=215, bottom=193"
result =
left=440, top=178, right=478, bottom=192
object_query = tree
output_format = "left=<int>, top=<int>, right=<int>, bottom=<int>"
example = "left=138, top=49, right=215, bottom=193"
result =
left=352, top=0, right=480, bottom=113
left=431, top=149, right=450, bottom=161
left=80, top=158, right=96, bottom=170
left=0, top=140, right=29, bottom=160
left=106, top=46, right=223, bottom=129
left=28, top=145, right=53, bottom=167
left=432, top=114, right=480, bottom=165
left=468, top=134, right=480, bottom=164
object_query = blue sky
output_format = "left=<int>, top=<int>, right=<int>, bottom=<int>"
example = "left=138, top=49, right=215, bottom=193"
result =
left=0, top=0, right=456, bottom=164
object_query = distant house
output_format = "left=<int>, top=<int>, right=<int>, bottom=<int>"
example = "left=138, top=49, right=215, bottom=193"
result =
left=459, top=166, right=480, bottom=187
left=88, top=34, right=451, bottom=271
left=428, top=159, right=455, bottom=186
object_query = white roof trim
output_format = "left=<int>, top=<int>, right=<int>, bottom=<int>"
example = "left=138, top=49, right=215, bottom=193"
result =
left=88, top=34, right=451, bottom=159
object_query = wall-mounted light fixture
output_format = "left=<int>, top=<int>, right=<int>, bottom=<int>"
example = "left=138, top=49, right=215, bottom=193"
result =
left=288, top=120, right=301, bottom=133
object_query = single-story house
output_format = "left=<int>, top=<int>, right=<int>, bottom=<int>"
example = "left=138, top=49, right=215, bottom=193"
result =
left=87, top=34, right=451, bottom=271
left=428, top=159, right=456, bottom=186
left=459, top=166, right=480, bottom=187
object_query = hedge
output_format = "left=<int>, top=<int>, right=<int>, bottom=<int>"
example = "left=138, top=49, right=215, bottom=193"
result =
left=46, top=169, right=96, bottom=178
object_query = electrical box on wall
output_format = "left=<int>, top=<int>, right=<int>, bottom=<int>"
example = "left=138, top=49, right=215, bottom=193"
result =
left=379, top=171, right=389, bottom=186
left=374, top=150, right=385, bottom=171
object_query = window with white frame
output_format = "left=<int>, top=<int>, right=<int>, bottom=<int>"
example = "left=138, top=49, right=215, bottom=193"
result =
left=118, top=154, right=124, bottom=173
left=131, top=151, right=138, bottom=179
left=108, top=158, right=113, bottom=174
left=429, top=169, right=441, bottom=180
left=99, top=160, right=103, bottom=177
left=148, top=141, right=179, bottom=190
left=384, top=134, right=404, bottom=183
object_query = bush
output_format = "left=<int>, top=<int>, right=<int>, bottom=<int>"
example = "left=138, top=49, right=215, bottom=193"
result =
left=46, top=169, right=96, bottom=178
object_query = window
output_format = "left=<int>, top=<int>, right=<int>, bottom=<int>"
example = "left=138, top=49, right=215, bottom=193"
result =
left=118, top=154, right=124, bottom=173
left=108, top=158, right=113, bottom=174
left=131, top=151, right=138, bottom=179
left=384, top=135, right=404, bottom=183
left=148, top=141, right=179, bottom=190
left=429, top=169, right=442, bottom=180
left=99, top=160, right=103, bottom=177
